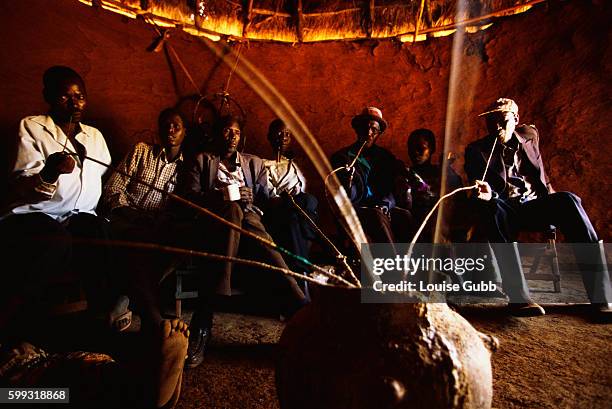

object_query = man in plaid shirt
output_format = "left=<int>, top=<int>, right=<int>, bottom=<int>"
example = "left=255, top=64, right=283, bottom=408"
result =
left=102, top=108, right=187, bottom=331
left=104, top=108, right=185, bottom=228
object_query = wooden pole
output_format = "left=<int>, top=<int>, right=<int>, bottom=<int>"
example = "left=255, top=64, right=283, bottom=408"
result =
left=242, top=0, right=254, bottom=37
left=364, top=0, right=375, bottom=38
left=413, top=0, right=426, bottom=44
left=295, top=0, right=304, bottom=43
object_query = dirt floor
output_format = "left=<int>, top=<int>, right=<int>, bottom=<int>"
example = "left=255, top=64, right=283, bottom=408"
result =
left=175, top=303, right=612, bottom=409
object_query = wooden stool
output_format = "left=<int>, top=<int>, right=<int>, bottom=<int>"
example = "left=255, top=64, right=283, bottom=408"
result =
left=173, top=264, right=199, bottom=318
left=523, top=225, right=561, bottom=293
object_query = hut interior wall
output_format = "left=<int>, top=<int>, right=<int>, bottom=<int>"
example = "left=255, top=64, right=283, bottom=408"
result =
left=0, top=0, right=609, bottom=239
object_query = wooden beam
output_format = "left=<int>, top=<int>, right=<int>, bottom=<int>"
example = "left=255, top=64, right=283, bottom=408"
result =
left=413, top=0, right=426, bottom=44
left=295, top=0, right=304, bottom=42
left=364, top=0, right=375, bottom=38
left=242, top=0, right=254, bottom=38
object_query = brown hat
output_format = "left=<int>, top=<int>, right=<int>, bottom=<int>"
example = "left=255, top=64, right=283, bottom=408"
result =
left=478, top=98, right=519, bottom=117
left=351, top=106, right=388, bottom=133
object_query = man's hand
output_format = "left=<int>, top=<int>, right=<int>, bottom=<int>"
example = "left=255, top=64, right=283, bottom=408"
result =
left=474, top=180, right=493, bottom=201
left=40, top=152, right=76, bottom=182
left=239, top=186, right=254, bottom=205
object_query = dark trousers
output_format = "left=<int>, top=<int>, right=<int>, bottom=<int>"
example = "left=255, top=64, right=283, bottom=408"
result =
left=192, top=202, right=306, bottom=328
left=109, top=211, right=192, bottom=328
left=263, top=193, right=318, bottom=273
left=357, top=206, right=414, bottom=246
left=475, top=191, right=611, bottom=303
left=0, top=212, right=115, bottom=315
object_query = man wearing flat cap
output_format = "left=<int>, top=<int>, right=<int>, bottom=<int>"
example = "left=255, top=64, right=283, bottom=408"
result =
left=331, top=107, right=413, bottom=246
left=465, top=98, right=611, bottom=318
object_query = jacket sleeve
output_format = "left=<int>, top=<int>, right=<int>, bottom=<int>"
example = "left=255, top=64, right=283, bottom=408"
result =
left=529, top=128, right=555, bottom=194
left=176, top=152, right=223, bottom=209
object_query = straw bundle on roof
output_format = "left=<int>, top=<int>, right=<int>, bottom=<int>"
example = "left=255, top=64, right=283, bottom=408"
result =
left=76, top=0, right=545, bottom=43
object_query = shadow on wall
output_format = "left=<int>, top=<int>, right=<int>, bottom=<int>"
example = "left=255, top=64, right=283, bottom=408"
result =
left=0, top=123, right=19, bottom=208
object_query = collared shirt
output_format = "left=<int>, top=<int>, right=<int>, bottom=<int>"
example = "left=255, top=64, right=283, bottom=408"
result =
left=262, top=156, right=305, bottom=197
left=103, top=142, right=183, bottom=213
left=501, top=134, right=538, bottom=203
left=4, top=115, right=111, bottom=222
left=215, top=153, right=246, bottom=189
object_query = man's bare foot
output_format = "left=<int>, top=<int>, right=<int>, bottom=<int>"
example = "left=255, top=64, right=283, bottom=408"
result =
left=157, top=319, right=189, bottom=408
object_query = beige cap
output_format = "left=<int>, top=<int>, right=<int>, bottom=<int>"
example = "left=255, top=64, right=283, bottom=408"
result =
left=478, top=98, right=519, bottom=117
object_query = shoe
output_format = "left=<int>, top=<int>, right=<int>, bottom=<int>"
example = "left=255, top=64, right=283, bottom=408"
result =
left=107, top=295, right=132, bottom=332
left=509, top=302, right=545, bottom=317
left=592, top=303, right=612, bottom=323
left=185, top=326, right=211, bottom=369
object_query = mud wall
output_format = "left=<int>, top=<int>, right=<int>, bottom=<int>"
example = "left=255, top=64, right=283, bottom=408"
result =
left=0, top=0, right=609, bottom=239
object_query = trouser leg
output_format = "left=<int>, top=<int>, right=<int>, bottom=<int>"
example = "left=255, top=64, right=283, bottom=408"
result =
left=473, top=199, right=531, bottom=301
left=191, top=202, right=243, bottom=328
left=267, top=193, right=318, bottom=274
left=518, top=192, right=611, bottom=303
left=65, top=213, right=115, bottom=313
left=0, top=213, right=71, bottom=331
left=242, top=210, right=306, bottom=313
left=357, top=207, right=395, bottom=244
left=389, top=207, right=414, bottom=243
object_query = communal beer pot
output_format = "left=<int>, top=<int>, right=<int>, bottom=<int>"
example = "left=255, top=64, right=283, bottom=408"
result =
left=276, top=284, right=498, bottom=409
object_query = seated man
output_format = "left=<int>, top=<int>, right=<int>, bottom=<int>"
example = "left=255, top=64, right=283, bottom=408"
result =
left=465, top=98, right=612, bottom=317
left=331, top=107, right=413, bottom=246
left=262, top=119, right=318, bottom=281
left=177, top=115, right=307, bottom=368
left=399, top=128, right=464, bottom=241
left=1, top=272, right=188, bottom=409
left=0, top=66, right=124, bottom=329
left=103, top=108, right=187, bottom=331
left=405, top=129, right=463, bottom=211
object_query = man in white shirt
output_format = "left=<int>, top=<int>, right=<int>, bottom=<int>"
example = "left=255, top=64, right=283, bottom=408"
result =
left=0, top=66, right=126, bottom=330
left=262, top=119, right=318, bottom=281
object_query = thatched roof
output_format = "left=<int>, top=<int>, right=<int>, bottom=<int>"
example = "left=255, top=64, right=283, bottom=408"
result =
left=77, top=0, right=544, bottom=43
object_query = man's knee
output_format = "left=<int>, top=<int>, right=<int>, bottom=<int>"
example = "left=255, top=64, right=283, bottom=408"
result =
left=0, top=212, right=63, bottom=235
left=68, top=213, right=109, bottom=237
left=300, top=193, right=318, bottom=213
left=221, top=202, right=244, bottom=223
left=554, top=191, right=583, bottom=210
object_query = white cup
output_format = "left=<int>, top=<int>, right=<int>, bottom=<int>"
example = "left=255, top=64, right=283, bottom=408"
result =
left=223, top=184, right=241, bottom=201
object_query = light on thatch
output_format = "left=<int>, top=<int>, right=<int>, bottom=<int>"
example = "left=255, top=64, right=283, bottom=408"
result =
left=466, top=23, right=493, bottom=33
left=74, top=0, right=545, bottom=44
left=183, top=27, right=221, bottom=42
left=399, top=34, right=427, bottom=43
left=431, top=28, right=457, bottom=38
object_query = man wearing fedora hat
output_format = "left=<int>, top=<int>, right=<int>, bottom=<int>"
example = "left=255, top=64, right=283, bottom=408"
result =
left=331, top=107, right=413, bottom=246
left=465, top=98, right=612, bottom=319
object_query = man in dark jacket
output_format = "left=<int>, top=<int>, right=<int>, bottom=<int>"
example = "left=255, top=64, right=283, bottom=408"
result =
left=465, top=98, right=611, bottom=318
left=177, top=115, right=307, bottom=368
left=331, top=107, right=412, bottom=246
